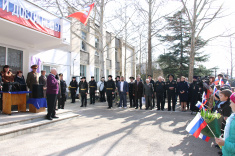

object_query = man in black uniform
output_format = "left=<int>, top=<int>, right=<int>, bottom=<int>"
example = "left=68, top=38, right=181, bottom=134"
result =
left=189, top=76, right=200, bottom=114
left=58, top=73, right=67, bottom=109
left=105, top=75, right=115, bottom=109
left=148, top=75, right=155, bottom=108
left=79, top=77, right=88, bottom=107
left=129, top=77, right=135, bottom=108
left=69, top=76, right=78, bottom=103
left=166, top=74, right=177, bottom=111
left=89, top=76, right=97, bottom=105
left=155, top=76, right=165, bottom=111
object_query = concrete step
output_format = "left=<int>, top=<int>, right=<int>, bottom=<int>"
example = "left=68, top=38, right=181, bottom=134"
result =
left=0, top=112, right=79, bottom=141
left=0, top=110, right=73, bottom=129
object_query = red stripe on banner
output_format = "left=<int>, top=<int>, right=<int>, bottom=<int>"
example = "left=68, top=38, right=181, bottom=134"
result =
left=193, top=121, right=207, bottom=138
left=0, top=8, right=60, bottom=38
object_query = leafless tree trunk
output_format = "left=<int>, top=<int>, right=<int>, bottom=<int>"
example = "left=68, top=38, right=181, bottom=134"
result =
left=99, top=0, right=105, bottom=77
left=181, top=0, right=223, bottom=82
left=147, top=0, right=152, bottom=76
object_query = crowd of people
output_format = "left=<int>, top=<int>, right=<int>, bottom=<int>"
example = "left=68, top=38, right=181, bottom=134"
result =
left=0, top=65, right=67, bottom=120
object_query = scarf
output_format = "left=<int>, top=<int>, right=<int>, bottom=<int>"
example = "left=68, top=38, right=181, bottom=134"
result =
left=224, top=113, right=235, bottom=140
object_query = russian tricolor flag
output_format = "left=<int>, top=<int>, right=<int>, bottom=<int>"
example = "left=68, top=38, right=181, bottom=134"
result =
left=202, top=92, right=207, bottom=105
left=199, top=133, right=210, bottom=142
left=196, top=102, right=207, bottom=111
left=186, top=113, right=207, bottom=138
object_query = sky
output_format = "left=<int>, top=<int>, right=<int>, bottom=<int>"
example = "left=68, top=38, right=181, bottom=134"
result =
left=104, top=0, right=235, bottom=77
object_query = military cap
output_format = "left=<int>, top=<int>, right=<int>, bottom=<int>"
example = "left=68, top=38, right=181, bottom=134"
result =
left=129, top=76, right=135, bottom=80
left=167, top=74, right=174, bottom=79
left=101, top=77, right=105, bottom=79
left=116, top=76, right=120, bottom=79
left=193, top=76, right=198, bottom=79
left=72, top=76, right=76, bottom=79
left=31, top=64, right=38, bottom=69
left=81, top=76, right=86, bottom=79
left=108, top=75, right=112, bottom=78
left=91, top=76, right=94, bottom=78
left=59, top=73, right=63, bottom=76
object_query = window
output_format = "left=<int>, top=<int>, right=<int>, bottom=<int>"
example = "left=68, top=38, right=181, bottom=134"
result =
left=0, top=46, right=6, bottom=71
left=81, top=31, right=87, bottom=51
left=115, top=48, right=118, bottom=62
left=95, top=51, right=99, bottom=56
left=95, top=37, right=99, bottom=49
left=107, top=44, right=110, bottom=59
left=106, top=69, right=109, bottom=80
left=0, top=46, right=23, bottom=74
left=80, top=65, right=86, bottom=77
left=94, top=68, right=99, bottom=82
left=8, top=48, right=23, bottom=74
left=43, top=65, right=51, bottom=77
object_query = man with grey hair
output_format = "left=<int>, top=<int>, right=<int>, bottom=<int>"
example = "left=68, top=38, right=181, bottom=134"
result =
left=155, top=76, right=165, bottom=111
left=46, top=68, right=59, bottom=120
left=143, top=79, right=154, bottom=110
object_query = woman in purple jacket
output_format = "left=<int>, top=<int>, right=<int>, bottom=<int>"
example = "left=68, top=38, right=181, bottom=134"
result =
left=46, top=68, right=59, bottom=120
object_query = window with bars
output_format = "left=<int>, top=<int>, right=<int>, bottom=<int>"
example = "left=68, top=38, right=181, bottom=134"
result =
left=0, top=46, right=23, bottom=74
left=80, top=65, right=86, bottom=77
left=81, top=31, right=87, bottom=51
left=94, top=68, right=99, bottom=82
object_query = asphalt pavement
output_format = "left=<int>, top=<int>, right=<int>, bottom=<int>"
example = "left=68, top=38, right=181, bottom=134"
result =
left=0, top=100, right=220, bottom=156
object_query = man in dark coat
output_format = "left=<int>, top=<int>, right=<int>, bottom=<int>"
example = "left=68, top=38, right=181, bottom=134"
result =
left=166, top=74, right=177, bottom=111
left=39, top=70, right=47, bottom=98
left=148, top=75, right=155, bottom=108
left=69, top=77, right=78, bottom=103
left=89, top=76, right=97, bottom=105
left=144, top=79, right=154, bottom=110
left=79, top=77, right=88, bottom=107
left=155, top=76, right=165, bottom=111
left=189, top=76, right=200, bottom=113
left=129, top=77, right=135, bottom=108
left=133, top=76, right=144, bottom=109
left=58, top=73, right=67, bottom=109
left=105, top=75, right=115, bottom=109
left=26, top=65, right=39, bottom=98
left=46, top=68, right=59, bottom=120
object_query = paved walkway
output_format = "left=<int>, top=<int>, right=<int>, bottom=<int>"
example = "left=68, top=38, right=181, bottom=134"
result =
left=0, top=100, right=220, bottom=156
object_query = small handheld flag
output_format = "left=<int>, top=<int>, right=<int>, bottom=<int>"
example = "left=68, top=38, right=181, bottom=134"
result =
left=196, top=102, right=207, bottom=111
left=202, top=92, right=207, bottom=105
left=186, top=113, right=207, bottom=138
left=199, top=133, right=210, bottom=142
left=68, top=3, right=95, bottom=26
left=219, top=78, right=224, bottom=86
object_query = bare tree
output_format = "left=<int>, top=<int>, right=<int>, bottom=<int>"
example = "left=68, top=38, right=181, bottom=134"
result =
left=181, top=0, right=223, bottom=82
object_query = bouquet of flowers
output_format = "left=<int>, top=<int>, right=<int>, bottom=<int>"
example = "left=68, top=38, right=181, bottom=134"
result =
left=200, top=109, right=222, bottom=138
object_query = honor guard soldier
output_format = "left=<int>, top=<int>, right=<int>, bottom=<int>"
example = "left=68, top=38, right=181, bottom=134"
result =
left=166, top=74, right=177, bottom=111
left=89, top=76, right=97, bottom=105
left=105, top=75, right=115, bottom=109
left=26, top=65, right=39, bottom=98
left=154, top=76, right=165, bottom=111
left=148, top=75, right=155, bottom=108
left=69, top=76, right=78, bottom=103
left=129, top=77, right=135, bottom=108
left=79, top=77, right=88, bottom=107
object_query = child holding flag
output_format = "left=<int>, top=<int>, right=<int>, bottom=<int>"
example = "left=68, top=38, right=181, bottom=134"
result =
left=215, top=92, right=235, bottom=156
left=218, top=90, right=232, bottom=135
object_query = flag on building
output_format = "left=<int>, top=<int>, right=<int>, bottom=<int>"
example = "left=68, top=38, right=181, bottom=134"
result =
left=199, top=133, right=210, bottom=142
left=186, top=113, right=207, bottom=138
left=68, top=3, right=95, bottom=26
